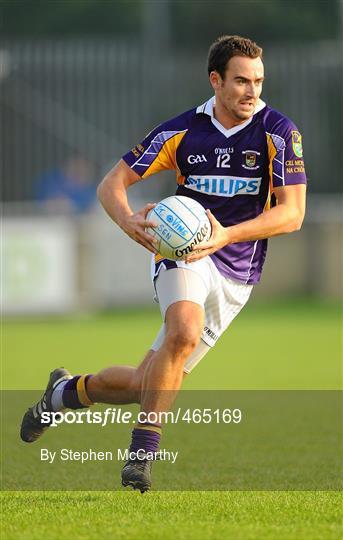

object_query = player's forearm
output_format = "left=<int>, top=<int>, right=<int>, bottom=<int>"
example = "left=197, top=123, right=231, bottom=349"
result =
left=226, top=204, right=304, bottom=244
left=97, top=174, right=133, bottom=229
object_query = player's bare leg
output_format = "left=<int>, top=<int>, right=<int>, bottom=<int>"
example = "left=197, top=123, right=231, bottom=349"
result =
left=121, top=300, right=204, bottom=492
left=86, top=352, right=154, bottom=404
left=20, top=346, right=191, bottom=443
left=141, top=301, right=204, bottom=410
left=86, top=341, right=192, bottom=404
left=20, top=350, right=155, bottom=442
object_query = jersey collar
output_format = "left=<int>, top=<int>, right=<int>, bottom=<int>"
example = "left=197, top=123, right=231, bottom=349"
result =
left=196, top=96, right=266, bottom=138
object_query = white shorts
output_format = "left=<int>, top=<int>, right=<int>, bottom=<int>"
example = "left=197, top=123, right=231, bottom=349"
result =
left=150, top=256, right=253, bottom=373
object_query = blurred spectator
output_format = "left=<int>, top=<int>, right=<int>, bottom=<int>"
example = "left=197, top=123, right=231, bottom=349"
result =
left=35, top=156, right=97, bottom=213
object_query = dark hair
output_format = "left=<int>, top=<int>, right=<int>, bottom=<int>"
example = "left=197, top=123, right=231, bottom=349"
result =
left=207, top=35, right=263, bottom=79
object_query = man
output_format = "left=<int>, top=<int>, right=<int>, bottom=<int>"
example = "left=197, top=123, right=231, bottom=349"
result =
left=20, top=35, right=306, bottom=493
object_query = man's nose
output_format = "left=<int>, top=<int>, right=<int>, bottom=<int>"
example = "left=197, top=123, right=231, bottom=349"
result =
left=246, top=82, right=257, bottom=98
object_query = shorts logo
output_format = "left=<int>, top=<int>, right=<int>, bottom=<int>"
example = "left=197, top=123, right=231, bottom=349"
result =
left=242, top=150, right=260, bottom=170
left=187, top=154, right=208, bottom=164
left=292, top=131, right=303, bottom=158
left=185, top=176, right=262, bottom=197
left=204, top=326, right=219, bottom=342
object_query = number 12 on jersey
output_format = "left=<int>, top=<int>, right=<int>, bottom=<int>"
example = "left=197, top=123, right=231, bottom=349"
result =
left=216, top=154, right=231, bottom=168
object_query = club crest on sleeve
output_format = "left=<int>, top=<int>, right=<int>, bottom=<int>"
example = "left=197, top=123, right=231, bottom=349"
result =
left=292, top=131, right=303, bottom=158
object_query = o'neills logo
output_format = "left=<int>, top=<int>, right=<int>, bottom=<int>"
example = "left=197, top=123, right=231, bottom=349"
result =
left=175, top=223, right=210, bottom=257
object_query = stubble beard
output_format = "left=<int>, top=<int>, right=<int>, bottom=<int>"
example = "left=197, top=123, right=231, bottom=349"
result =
left=226, top=103, right=254, bottom=124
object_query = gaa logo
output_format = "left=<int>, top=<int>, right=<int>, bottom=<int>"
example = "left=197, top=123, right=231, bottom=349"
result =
left=187, top=154, right=208, bottom=164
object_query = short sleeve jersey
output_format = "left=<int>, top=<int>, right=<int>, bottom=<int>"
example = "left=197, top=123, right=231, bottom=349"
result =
left=122, top=97, right=307, bottom=284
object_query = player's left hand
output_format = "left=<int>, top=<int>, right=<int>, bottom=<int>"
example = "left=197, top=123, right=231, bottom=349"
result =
left=185, top=210, right=230, bottom=263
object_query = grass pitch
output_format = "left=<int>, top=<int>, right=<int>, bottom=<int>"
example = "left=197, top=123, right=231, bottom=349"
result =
left=2, top=491, right=342, bottom=540
left=2, top=299, right=342, bottom=539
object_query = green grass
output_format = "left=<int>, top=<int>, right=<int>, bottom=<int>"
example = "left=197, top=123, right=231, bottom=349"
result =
left=2, top=299, right=342, bottom=539
left=2, top=491, right=342, bottom=540
left=3, top=298, right=342, bottom=390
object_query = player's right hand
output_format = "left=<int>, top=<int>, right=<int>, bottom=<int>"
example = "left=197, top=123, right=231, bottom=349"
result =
left=121, top=203, right=158, bottom=254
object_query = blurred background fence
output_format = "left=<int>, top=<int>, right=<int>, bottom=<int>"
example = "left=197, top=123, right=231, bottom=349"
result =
left=2, top=38, right=343, bottom=200
left=1, top=1, right=342, bottom=314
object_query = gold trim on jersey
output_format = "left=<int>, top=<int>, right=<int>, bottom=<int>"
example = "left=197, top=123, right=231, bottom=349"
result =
left=142, top=131, right=187, bottom=179
left=265, top=133, right=277, bottom=211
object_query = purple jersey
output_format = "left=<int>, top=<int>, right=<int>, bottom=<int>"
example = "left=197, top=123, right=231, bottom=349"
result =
left=122, top=97, right=307, bottom=284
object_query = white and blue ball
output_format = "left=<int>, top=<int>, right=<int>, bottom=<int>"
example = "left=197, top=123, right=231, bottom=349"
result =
left=147, top=195, right=211, bottom=261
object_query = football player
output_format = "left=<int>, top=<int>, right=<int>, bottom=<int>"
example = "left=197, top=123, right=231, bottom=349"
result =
left=21, top=35, right=306, bottom=493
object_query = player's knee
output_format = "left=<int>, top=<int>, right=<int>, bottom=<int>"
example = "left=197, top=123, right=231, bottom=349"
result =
left=164, top=326, right=201, bottom=358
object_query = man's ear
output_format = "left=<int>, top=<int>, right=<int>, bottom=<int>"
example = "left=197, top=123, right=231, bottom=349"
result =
left=209, top=71, right=222, bottom=91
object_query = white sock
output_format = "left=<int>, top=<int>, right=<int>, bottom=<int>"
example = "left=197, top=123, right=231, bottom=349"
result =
left=51, top=379, right=70, bottom=411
